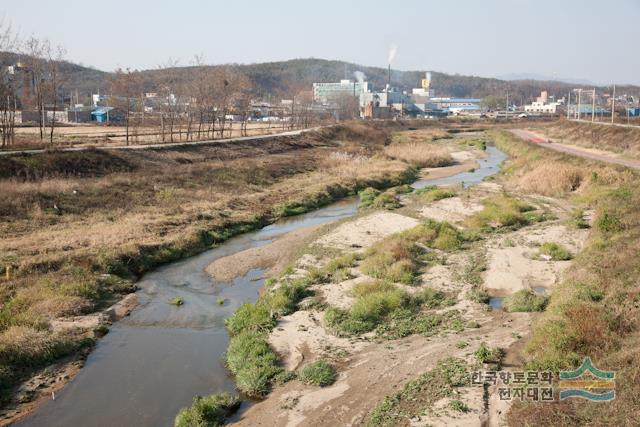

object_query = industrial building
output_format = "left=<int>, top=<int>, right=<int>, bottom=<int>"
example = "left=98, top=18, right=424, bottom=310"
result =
left=312, top=80, right=370, bottom=104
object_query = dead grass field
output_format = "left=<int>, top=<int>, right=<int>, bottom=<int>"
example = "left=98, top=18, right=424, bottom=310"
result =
left=493, top=129, right=640, bottom=426
left=0, top=121, right=422, bottom=406
left=7, top=122, right=301, bottom=151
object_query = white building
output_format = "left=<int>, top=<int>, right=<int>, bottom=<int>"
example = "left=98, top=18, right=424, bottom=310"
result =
left=524, top=91, right=560, bottom=114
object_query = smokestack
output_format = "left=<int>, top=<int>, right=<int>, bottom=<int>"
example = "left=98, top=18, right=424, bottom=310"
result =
left=388, top=64, right=391, bottom=88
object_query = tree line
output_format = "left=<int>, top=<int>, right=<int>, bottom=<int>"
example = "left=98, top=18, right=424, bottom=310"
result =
left=0, top=21, right=324, bottom=149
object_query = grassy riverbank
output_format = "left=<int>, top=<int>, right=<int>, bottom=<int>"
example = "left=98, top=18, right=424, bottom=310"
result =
left=492, top=130, right=640, bottom=425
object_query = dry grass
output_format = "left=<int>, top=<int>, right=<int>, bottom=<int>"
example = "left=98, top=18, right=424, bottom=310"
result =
left=516, top=162, right=584, bottom=196
left=0, top=122, right=424, bottom=403
left=495, top=129, right=640, bottom=425
left=385, top=142, right=453, bottom=168
left=539, top=120, right=640, bottom=159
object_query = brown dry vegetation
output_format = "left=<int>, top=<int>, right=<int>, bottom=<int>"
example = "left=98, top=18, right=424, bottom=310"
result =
left=384, top=129, right=454, bottom=168
left=494, top=130, right=640, bottom=425
left=0, top=121, right=424, bottom=404
left=536, top=119, right=640, bottom=159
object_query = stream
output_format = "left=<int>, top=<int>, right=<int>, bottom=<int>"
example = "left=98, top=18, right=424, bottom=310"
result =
left=17, top=143, right=506, bottom=427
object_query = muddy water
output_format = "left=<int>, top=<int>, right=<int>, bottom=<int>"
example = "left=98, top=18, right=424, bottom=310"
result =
left=18, top=143, right=506, bottom=427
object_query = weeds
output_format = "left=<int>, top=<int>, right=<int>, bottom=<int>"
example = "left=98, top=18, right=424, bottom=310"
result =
left=298, top=360, right=337, bottom=387
left=416, top=185, right=456, bottom=201
left=174, top=393, right=240, bottom=427
left=168, top=297, right=184, bottom=306
left=366, top=358, right=469, bottom=427
left=539, top=242, right=573, bottom=261
left=358, top=188, right=402, bottom=210
left=504, top=290, right=548, bottom=312
left=466, top=194, right=533, bottom=231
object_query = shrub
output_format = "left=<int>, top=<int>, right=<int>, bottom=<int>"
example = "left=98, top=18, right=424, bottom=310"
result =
left=539, top=242, right=573, bottom=261
left=174, top=393, right=240, bottom=427
left=504, top=290, right=548, bottom=312
left=298, top=360, right=337, bottom=386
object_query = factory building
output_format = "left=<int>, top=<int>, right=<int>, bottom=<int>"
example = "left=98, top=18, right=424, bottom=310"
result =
left=312, top=80, right=371, bottom=104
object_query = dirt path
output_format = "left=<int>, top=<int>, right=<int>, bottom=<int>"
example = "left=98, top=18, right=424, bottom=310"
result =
left=510, top=128, right=640, bottom=170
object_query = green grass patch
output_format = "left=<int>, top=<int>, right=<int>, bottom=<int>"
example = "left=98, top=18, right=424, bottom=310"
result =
left=466, top=194, right=533, bottom=231
left=298, top=360, right=337, bottom=386
left=503, top=289, right=548, bottom=313
left=416, top=185, right=457, bottom=201
left=366, top=358, right=469, bottom=427
left=539, top=242, right=573, bottom=261
left=358, top=187, right=402, bottom=210
left=174, top=392, right=240, bottom=427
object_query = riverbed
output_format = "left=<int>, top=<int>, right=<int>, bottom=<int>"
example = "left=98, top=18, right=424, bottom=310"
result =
left=17, top=141, right=506, bottom=427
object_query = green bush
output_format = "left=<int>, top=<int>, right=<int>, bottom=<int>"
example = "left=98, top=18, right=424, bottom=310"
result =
left=225, top=303, right=275, bottom=336
left=539, top=242, right=573, bottom=261
left=224, top=330, right=280, bottom=397
left=298, top=360, right=337, bottom=386
left=174, top=393, right=240, bottom=427
left=503, top=290, right=548, bottom=312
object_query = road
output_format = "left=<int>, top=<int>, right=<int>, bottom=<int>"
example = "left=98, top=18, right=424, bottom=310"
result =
left=510, top=128, right=640, bottom=170
left=0, top=127, right=318, bottom=156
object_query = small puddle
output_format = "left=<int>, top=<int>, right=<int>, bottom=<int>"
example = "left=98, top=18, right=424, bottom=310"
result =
left=489, top=297, right=504, bottom=311
left=532, top=286, right=547, bottom=295
left=18, top=139, right=507, bottom=427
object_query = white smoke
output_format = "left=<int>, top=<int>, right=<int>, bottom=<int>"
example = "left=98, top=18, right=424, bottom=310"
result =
left=353, top=71, right=366, bottom=83
left=388, top=44, right=398, bottom=64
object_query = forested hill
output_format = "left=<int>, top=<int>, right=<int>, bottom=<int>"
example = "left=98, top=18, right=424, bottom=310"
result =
left=3, top=53, right=638, bottom=103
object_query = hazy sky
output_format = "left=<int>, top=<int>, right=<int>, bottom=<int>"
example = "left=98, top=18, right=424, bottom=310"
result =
left=2, top=0, right=639, bottom=84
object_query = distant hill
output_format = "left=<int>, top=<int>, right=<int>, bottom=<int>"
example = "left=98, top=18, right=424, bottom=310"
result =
left=2, top=53, right=639, bottom=104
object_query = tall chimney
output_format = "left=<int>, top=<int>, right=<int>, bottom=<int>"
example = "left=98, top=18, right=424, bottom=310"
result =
left=387, top=64, right=391, bottom=88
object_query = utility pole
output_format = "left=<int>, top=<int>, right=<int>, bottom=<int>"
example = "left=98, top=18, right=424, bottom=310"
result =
left=577, top=89, right=582, bottom=120
left=505, top=90, right=509, bottom=119
left=611, top=84, right=616, bottom=124
left=591, top=88, right=596, bottom=122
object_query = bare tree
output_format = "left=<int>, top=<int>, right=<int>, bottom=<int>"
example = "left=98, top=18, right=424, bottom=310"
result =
left=110, top=68, right=142, bottom=145
left=0, top=19, right=19, bottom=147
